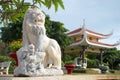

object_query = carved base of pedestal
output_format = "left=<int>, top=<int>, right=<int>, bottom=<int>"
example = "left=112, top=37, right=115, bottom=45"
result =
left=15, top=44, right=63, bottom=77
left=14, top=68, right=63, bottom=77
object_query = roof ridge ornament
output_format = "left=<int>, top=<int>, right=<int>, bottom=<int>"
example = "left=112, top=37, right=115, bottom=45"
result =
left=82, top=19, right=86, bottom=29
left=82, top=19, right=87, bottom=41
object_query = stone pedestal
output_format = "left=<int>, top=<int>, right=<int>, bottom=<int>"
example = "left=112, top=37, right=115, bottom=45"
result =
left=14, top=46, right=63, bottom=77
left=14, top=69, right=63, bottom=77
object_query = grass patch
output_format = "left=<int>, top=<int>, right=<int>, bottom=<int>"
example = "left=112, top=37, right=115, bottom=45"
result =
left=73, top=68, right=86, bottom=73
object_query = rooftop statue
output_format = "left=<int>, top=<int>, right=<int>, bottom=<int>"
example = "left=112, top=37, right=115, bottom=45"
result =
left=14, top=7, right=63, bottom=76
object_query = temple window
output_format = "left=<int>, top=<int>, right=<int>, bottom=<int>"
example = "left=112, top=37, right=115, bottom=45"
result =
left=89, top=37, right=92, bottom=40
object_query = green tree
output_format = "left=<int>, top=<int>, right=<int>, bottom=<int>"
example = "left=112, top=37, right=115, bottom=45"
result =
left=0, top=18, right=22, bottom=43
left=0, top=0, right=64, bottom=24
left=103, top=48, right=120, bottom=69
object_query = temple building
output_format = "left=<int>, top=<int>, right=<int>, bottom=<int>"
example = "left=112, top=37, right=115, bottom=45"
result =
left=64, top=23, right=120, bottom=68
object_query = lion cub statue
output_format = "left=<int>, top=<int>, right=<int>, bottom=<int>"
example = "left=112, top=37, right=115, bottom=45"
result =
left=22, top=7, right=62, bottom=69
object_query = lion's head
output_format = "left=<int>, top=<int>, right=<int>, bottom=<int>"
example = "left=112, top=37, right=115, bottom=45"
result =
left=22, top=7, right=46, bottom=48
left=24, top=7, right=45, bottom=25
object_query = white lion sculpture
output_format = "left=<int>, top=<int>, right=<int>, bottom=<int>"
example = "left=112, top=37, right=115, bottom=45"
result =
left=22, top=7, right=62, bottom=69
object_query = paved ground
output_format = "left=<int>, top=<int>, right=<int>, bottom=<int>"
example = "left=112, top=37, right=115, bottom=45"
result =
left=0, top=74, right=120, bottom=80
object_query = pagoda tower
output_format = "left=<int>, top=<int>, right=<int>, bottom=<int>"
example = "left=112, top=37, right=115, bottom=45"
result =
left=64, top=23, right=120, bottom=68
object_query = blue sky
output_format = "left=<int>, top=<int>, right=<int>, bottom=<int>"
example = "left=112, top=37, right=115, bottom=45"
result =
left=38, top=0, right=120, bottom=49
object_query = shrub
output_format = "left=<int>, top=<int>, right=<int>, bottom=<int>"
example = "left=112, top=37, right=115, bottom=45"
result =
left=65, top=54, right=72, bottom=61
left=87, top=59, right=99, bottom=68
left=73, top=68, right=86, bottom=73
left=0, top=56, right=15, bottom=73
left=65, top=60, right=74, bottom=64
left=109, top=70, right=115, bottom=73
left=9, top=40, right=22, bottom=52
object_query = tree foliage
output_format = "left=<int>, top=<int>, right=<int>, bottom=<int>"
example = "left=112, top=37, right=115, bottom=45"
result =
left=0, top=18, right=23, bottom=43
left=0, top=15, right=71, bottom=49
left=103, top=48, right=120, bottom=69
left=0, top=0, right=64, bottom=24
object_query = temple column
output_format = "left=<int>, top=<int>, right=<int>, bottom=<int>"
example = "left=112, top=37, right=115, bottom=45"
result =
left=99, top=49, right=104, bottom=65
left=81, top=46, right=87, bottom=65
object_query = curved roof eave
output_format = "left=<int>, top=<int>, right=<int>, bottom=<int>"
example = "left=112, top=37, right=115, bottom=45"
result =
left=85, top=36, right=120, bottom=49
left=86, top=30, right=113, bottom=39
left=66, top=24, right=119, bottom=49
left=66, top=28, right=83, bottom=36
left=67, top=29, right=120, bottom=49
left=69, top=36, right=119, bottom=49
left=66, top=26, right=113, bottom=39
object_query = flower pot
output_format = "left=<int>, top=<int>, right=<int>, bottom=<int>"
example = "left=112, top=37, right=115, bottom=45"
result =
left=64, top=64, right=75, bottom=74
left=9, top=52, right=18, bottom=66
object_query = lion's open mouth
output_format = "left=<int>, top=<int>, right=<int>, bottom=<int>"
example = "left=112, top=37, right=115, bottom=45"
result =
left=34, top=19, right=43, bottom=23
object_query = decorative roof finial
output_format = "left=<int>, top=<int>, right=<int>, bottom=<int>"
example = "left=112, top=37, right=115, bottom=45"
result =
left=83, top=19, right=85, bottom=26
left=82, top=19, right=86, bottom=29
